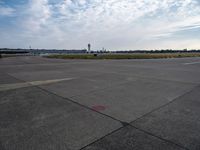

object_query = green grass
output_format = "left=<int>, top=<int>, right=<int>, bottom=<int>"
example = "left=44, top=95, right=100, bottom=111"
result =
left=46, top=53, right=200, bottom=60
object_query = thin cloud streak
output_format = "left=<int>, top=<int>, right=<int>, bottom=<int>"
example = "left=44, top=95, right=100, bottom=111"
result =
left=0, top=6, right=15, bottom=16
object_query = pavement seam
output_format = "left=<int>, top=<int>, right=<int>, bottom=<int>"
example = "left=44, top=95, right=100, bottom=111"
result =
left=128, top=85, right=200, bottom=150
left=3, top=73, right=127, bottom=150
left=7, top=72, right=198, bottom=150
left=130, top=125, right=190, bottom=150
left=130, top=84, right=200, bottom=125
left=7, top=70, right=128, bottom=97
left=0, top=75, right=71, bottom=149
left=79, top=124, right=189, bottom=150
left=80, top=124, right=189, bottom=150
left=35, top=85, right=126, bottom=125
left=6, top=74, right=112, bottom=123
left=4, top=61, right=199, bottom=150
left=79, top=126, right=126, bottom=150
left=6, top=73, right=27, bottom=83
left=35, top=86, right=193, bottom=150
left=33, top=86, right=133, bottom=150
left=5, top=59, right=199, bottom=85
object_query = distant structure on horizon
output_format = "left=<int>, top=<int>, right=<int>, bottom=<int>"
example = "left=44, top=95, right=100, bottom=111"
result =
left=88, top=43, right=91, bottom=53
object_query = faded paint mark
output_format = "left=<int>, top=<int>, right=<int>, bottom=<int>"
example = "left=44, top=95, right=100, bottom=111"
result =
left=92, top=105, right=107, bottom=111
left=184, top=61, right=200, bottom=65
left=0, top=78, right=74, bottom=92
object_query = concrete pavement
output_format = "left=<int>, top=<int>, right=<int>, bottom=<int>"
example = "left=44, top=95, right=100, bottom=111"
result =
left=0, top=56, right=200, bottom=150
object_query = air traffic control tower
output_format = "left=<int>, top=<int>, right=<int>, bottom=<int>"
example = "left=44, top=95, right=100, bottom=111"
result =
left=88, top=43, right=91, bottom=53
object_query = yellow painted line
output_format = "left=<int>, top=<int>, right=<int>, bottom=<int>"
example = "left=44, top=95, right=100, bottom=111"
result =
left=0, top=78, right=74, bottom=92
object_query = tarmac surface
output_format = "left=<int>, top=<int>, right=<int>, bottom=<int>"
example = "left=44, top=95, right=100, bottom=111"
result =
left=0, top=56, right=200, bottom=150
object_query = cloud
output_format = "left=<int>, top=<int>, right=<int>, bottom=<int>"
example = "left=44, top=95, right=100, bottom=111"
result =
left=0, top=6, right=15, bottom=16
left=0, top=0, right=200, bottom=49
left=22, top=0, right=51, bottom=31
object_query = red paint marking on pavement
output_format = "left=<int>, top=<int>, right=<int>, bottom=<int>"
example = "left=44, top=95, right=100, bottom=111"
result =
left=91, top=105, right=107, bottom=111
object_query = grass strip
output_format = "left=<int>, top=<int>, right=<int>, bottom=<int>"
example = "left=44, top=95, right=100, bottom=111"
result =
left=46, top=53, right=200, bottom=59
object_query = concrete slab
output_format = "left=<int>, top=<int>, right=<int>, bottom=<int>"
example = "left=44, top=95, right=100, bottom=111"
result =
left=40, top=73, right=136, bottom=98
left=0, top=87, right=121, bottom=150
left=131, top=68, right=200, bottom=84
left=132, top=86, right=200, bottom=150
left=0, top=73, right=21, bottom=84
left=0, top=57, right=27, bottom=65
left=1, top=56, right=200, bottom=150
left=9, top=71, right=74, bottom=82
left=83, top=126, right=184, bottom=150
left=0, top=63, right=73, bottom=73
left=105, top=57, right=200, bottom=71
left=3, top=62, right=103, bottom=79
left=72, top=78, right=197, bottom=122
left=84, top=72, right=137, bottom=86
left=39, top=78, right=108, bottom=98
left=0, top=78, right=74, bottom=92
left=105, top=64, right=200, bottom=84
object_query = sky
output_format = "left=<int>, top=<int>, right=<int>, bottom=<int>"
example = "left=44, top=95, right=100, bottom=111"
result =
left=0, top=0, right=200, bottom=50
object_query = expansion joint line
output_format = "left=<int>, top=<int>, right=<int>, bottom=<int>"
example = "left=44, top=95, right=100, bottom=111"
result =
left=6, top=73, right=194, bottom=150
left=36, top=85, right=192, bottom=150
